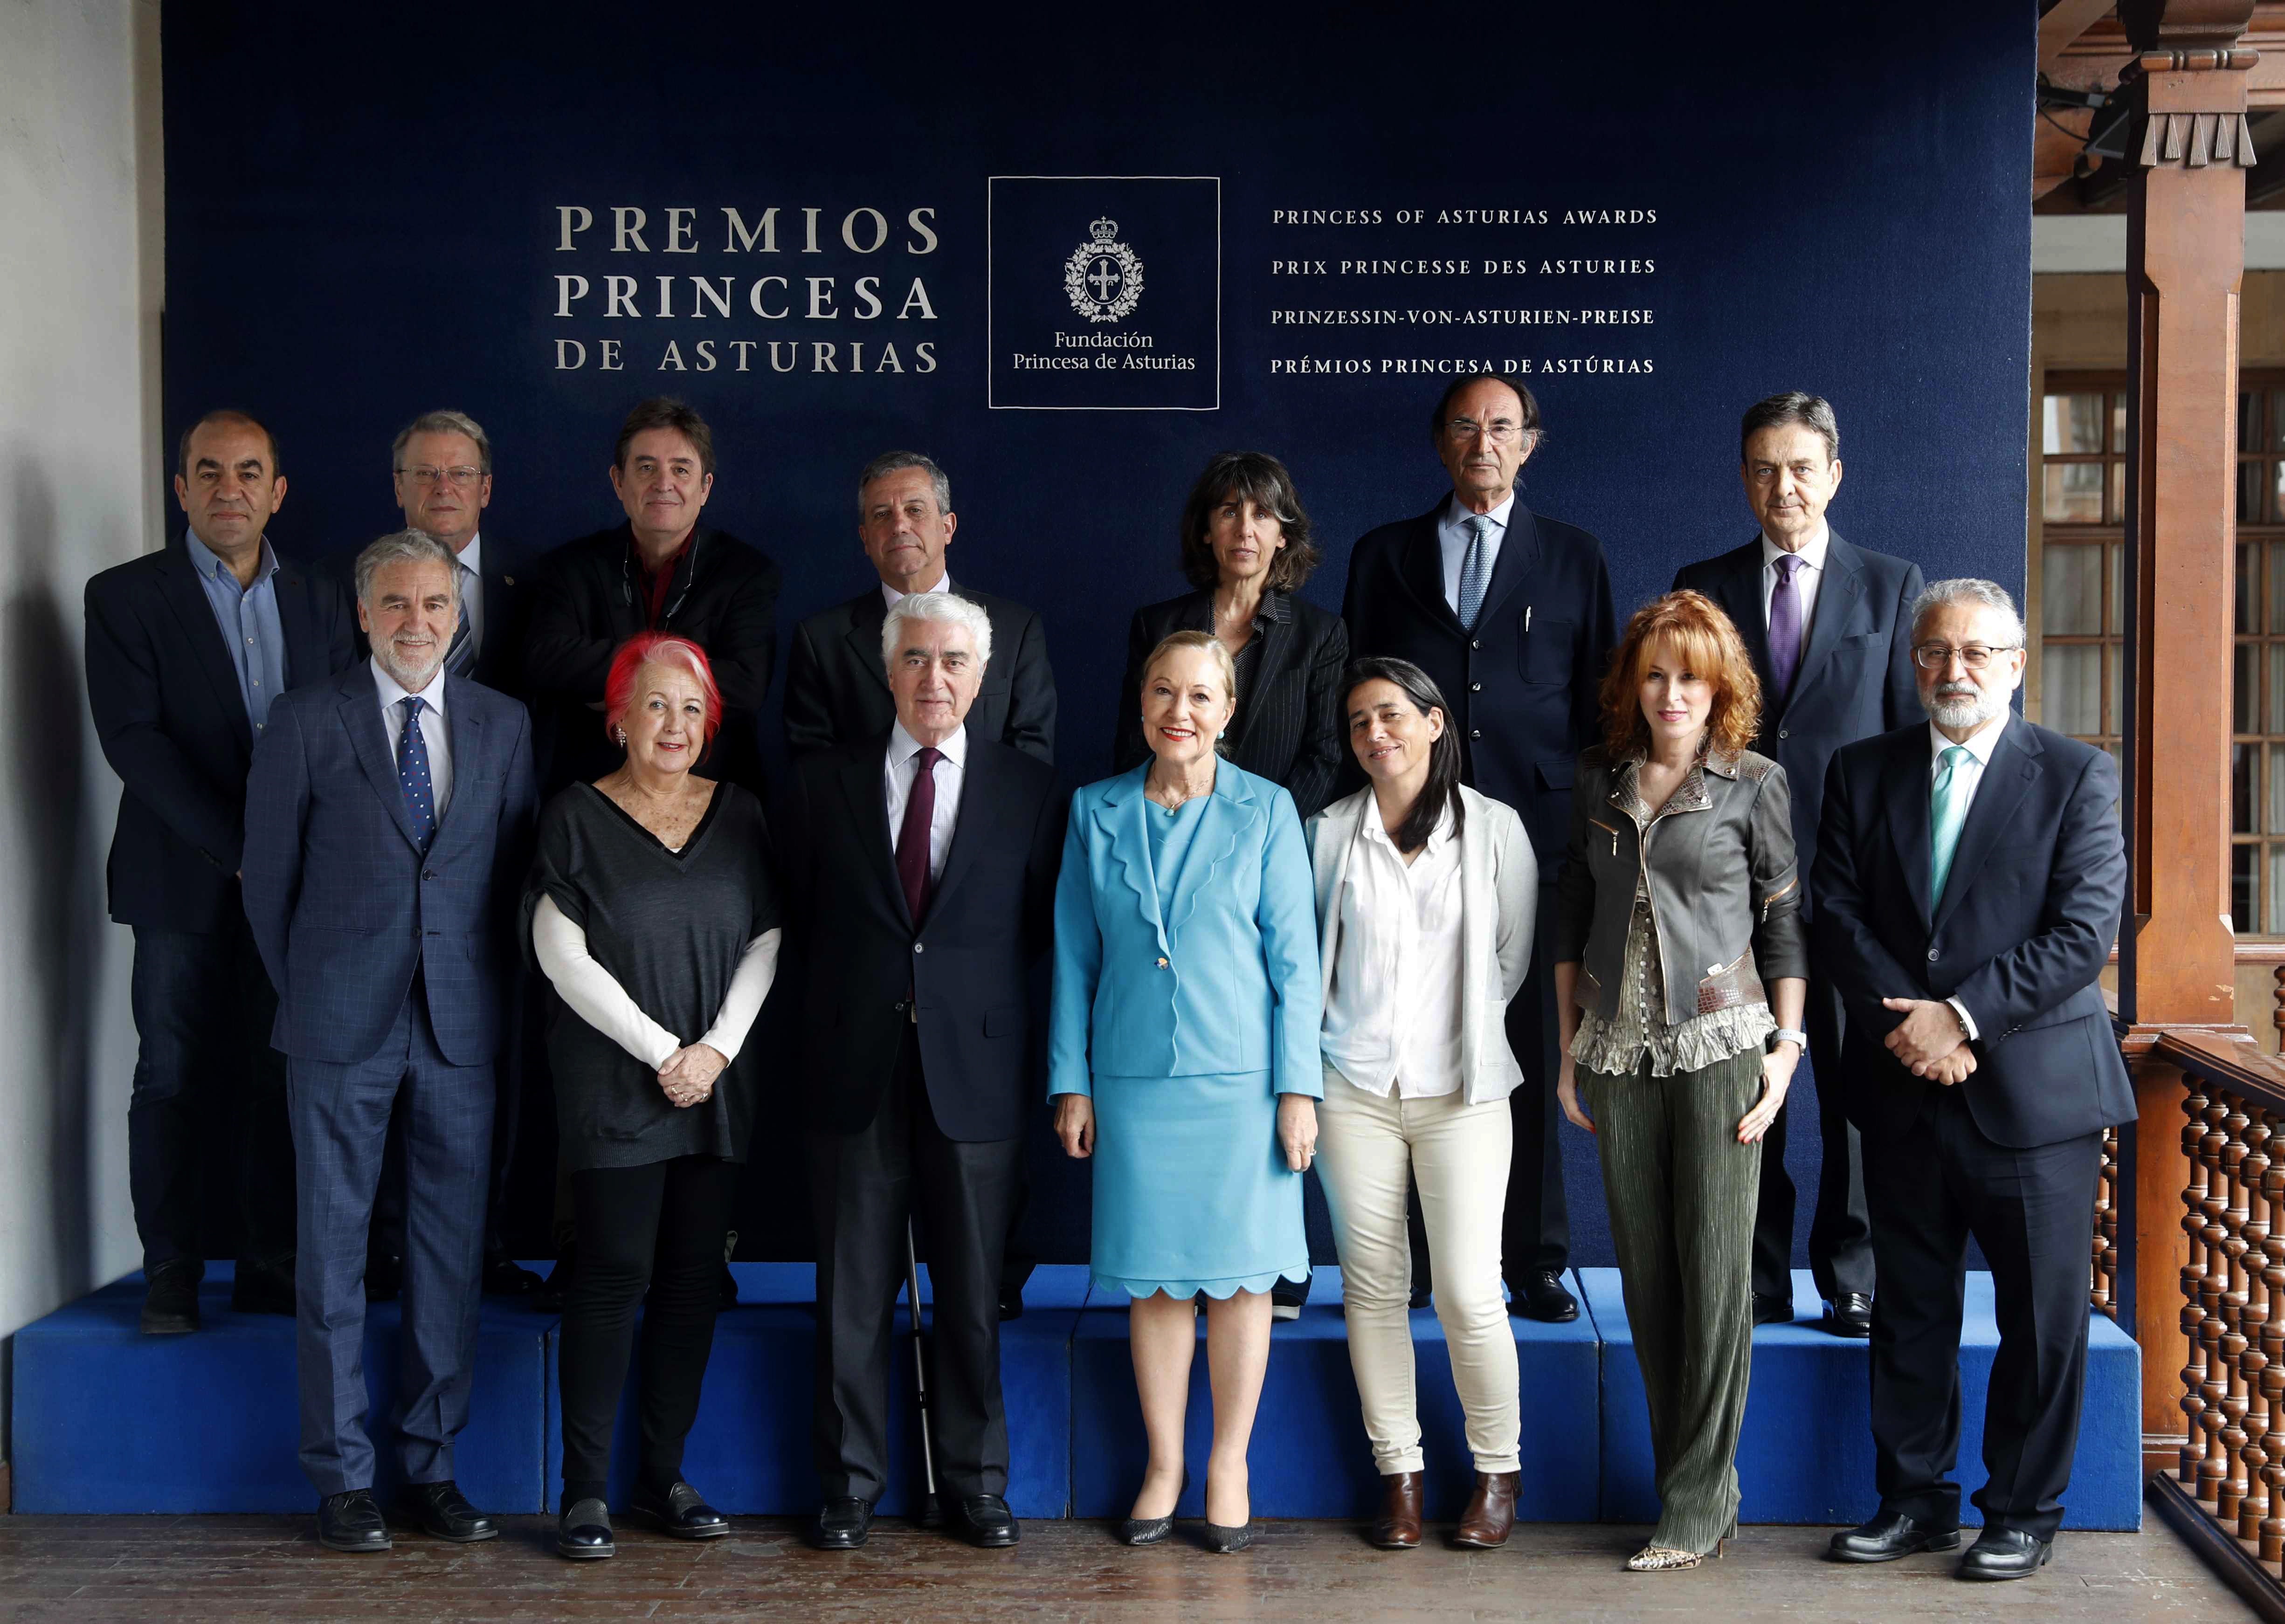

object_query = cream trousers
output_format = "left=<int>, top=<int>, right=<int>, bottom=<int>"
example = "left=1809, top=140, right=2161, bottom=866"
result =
left=1315, top=1076, right=1519, bottom=1476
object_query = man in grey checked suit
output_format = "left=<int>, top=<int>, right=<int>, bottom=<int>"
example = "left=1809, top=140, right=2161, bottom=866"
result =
left=243, top=530, right=538, bottom=1553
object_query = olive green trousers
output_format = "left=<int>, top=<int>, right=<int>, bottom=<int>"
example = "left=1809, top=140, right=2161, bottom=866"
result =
left=1581, top=1046, right=1765, bottom=1555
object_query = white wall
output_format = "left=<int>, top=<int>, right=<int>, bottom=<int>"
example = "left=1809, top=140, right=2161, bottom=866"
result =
left=0, top=0, right=166, bottom=1460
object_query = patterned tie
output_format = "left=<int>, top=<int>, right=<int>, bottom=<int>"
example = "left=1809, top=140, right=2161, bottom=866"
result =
left=1768, top=553, right=1805, bottom=700
left=397, top=695, right=437, bottom=851
left=1929, top=743, right=1973, bottom=903
left=1456, top=514, right=1492, bottom=631
left=443, top=566, right=476, bottom=678
left=895, top=745, right=943, bottom=924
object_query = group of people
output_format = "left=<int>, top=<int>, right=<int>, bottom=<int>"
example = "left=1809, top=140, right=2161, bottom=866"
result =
left=85, top=376, right=2131, bottom=1583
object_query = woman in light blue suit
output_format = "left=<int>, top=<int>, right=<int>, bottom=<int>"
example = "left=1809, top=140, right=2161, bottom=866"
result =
left=1052, top=630, right=1323, bottom=1554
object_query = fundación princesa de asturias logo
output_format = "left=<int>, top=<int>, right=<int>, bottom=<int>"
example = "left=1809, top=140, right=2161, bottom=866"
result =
left=1065, top=217, right=1143, bottom=323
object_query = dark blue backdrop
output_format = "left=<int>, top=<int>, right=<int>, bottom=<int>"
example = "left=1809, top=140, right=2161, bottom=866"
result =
left=162, top=2, right=2033, bottom=1267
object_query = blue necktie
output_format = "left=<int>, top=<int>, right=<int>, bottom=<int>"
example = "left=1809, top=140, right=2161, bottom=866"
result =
left=398, top=695, right=437, bottom=850
left=1929, top=744, right=1973, bottom=903
left=1456, top=515, right=1491, bottom=631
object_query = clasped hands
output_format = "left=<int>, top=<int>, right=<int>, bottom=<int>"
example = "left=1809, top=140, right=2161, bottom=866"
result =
left=1055, top=1092, right=1319, bottom=1172
left=1879, top=997, right=1977, bottom=1085
left=657, top=1043, right=728, bottom=1108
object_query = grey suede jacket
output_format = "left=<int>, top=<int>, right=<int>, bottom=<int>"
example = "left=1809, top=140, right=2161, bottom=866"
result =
left=1553, top=745, right=1808, bottom=1027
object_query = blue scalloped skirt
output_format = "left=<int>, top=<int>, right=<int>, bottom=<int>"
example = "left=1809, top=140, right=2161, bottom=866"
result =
left=1089, top=1068, right=1309, bottom=1300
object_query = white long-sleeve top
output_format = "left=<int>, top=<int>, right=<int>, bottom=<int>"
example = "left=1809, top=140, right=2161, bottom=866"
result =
left=531, top=893, right=781, bottom=1067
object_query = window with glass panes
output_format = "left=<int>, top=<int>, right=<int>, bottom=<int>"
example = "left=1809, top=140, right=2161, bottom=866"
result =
left=2234, top=378, right=2285, bottom=935
left=2036, top=377, right=2125, bottom=769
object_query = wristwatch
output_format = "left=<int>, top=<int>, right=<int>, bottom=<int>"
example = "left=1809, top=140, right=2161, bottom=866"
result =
left=1769, top=1028, right=1809, bottom=1051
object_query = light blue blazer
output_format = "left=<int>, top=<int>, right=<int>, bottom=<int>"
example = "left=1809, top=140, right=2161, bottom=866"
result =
left=1049, top=760, right=1323, bottom=1097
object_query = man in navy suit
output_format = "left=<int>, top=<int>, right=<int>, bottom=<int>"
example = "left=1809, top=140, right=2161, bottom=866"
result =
left=1341, top=373, right=1616, bottom=1323
left=85, top=409, right=357, bottom=1335
left=1673, top=392, right=1923, bottom=1338
left=243, top=530, right=538, bottom=1554
left=1814, top=579, right=2132, bottom=1582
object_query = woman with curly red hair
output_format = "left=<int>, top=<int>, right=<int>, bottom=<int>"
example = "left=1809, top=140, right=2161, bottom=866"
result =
left=525, top=632, right=782, bottom=1559
left=1550, top=591, right=1808, bottom=1572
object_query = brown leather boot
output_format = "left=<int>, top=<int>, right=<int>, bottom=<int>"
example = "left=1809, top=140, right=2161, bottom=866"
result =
left=1368, top=1470, right=1424, bottom=1549
left=1450, top=1470, right=1519, bottom=1548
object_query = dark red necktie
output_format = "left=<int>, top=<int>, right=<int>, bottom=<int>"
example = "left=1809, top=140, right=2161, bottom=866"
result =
left=895, top=745, right=942, bottom=924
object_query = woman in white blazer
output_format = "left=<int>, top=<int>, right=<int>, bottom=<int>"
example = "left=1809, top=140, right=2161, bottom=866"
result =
left=1306, top=656, right=1535, bottom=1553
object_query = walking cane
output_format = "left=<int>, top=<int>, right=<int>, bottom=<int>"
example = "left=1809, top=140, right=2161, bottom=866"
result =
left=904, top=1217, right=944, bottom=1527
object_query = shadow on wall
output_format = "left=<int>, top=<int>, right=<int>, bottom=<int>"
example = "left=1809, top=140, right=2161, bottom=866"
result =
left=7, top=446, right=101, bottom=1293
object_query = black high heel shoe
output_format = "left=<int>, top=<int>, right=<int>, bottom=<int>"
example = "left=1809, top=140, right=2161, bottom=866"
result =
left=1117, top=1469, right=1187, bottom=1546
left=1200, top=1474, right=1254, bottom=1554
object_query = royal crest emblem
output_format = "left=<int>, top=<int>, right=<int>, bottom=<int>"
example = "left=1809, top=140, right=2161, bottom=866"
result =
left=1064, top=217, right=1144, bottom=323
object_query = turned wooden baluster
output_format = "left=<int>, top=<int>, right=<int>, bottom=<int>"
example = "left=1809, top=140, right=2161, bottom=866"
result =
left=2186, top=1081, right=2215, bottom=1485
left=2238, top=1113, right=2272, bottom=1542
left=2094, top=1129, right=2119, bottom=1311
left=2262, top=1107, right=2285, bottom=1565
left=2273, top=962, right=2285, bottom=1046
left=2202, top=1090, right=2236, bottom=1503
left=2221, top=1096, right=2254, bottom=1521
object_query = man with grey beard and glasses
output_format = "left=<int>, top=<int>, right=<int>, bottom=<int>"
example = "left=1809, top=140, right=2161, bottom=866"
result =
left=243, top=530, right=537, bottom=1556
left=1810, top=579, right=2131, bottom=1583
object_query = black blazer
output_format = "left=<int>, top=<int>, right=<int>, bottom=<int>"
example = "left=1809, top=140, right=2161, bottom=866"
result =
left=1812, top=713, right=2134, bottom=1149
left=85, top=537, right=356, bottom=931
left=1112, top=588, right=1348, bottom=819
left=522, top=522, right=780, bottom=795
left=794, top=731, right=1064, bottom=1142
left=1342, top=499, right=1616, bottom=862
left=1672, top=531, right=1921, bottom=919
left=783, top=585, right=1056, bottom=764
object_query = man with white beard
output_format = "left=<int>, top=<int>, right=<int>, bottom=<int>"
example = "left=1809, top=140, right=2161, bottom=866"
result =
left=1810, top=579, right=2131, bottom=1582
left=243, top=530, right=538, bottom=1555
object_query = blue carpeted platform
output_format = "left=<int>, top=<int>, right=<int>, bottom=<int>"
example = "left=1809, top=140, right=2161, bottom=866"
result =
left=10, top=1264, right=551, bottom=1513
left=1068, top=1266, right=1600, bottom=1520
left=1582, top=1267, right=2142, bottom=1531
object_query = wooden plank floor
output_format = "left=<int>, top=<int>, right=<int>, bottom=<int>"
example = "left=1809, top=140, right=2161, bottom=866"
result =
left=0, top=1514, right=2253, bottom=1622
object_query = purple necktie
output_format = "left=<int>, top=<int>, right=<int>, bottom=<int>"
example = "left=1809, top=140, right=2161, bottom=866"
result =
left=1768, top=553, right=1806, bottom=700
left=895, top=746, right=942, bottom=924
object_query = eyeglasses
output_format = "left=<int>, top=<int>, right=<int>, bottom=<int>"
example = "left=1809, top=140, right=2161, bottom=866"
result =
left=398, top=466, right=484, bottom=488
left=1443, top=418, right=1526, bottom=445
left=1911, top=642, right=2020, bottom=672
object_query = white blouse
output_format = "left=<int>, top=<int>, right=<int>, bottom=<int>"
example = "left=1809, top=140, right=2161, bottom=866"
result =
left=1320, top=809, right=1467, bottom=1098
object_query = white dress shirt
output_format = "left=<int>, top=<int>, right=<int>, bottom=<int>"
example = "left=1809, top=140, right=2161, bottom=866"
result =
left=881, top=568, right=952, bottom=612
left=454, top=533, right=484, bottom=661
left=373, top=657, right=454, bottom=818
left=1928, top=710, right=2010, bottom=1040
left=883, top=720, right=967, bottom=881
left=1436, top=493, right=1515, bottom=614
left=1321, top=809, right=1467, bottom=1098
left=1759, top=521, right=1830, bottom=631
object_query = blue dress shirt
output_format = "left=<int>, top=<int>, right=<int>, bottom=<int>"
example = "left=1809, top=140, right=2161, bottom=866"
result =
left=186, top=531, right=287, bottom=731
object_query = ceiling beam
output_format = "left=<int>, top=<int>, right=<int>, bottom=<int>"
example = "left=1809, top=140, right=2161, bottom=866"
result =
left=2043, top=0, right=2120, bottom=69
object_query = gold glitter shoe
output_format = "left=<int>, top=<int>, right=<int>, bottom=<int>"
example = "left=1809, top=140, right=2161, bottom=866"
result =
left=1626, top=1541, right=1712, bottom=1571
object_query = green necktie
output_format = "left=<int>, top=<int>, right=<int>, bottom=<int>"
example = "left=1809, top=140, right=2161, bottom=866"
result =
left=1929, top=743, right=1974, bottom=903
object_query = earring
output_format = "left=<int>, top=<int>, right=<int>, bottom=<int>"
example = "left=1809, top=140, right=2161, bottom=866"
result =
left=614, top=728, right=627, bottom=743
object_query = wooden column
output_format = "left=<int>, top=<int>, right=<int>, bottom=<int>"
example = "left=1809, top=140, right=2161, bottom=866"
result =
left=2122, top=0, right=2259, bottom=1449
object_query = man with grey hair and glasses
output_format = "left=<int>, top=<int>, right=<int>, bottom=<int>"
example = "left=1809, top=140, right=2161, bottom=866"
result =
left=1813, top=578, right=2131, bottom=1581
left=243, top=530, right=537, bottom=1555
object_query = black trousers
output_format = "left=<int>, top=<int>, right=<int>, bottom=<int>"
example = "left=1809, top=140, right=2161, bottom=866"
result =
left=1862, top=1086, right=2104, bottom=1540
left=1500, top=888, right=1569, bottom=1280
left=1751, top=977, right=1874, bottom=1303
left=557, top=1154, right=741, bottom=1499
left=128, top=918, right=295, bottom=1271
left=808, top=1031, right=1022, bottom=1502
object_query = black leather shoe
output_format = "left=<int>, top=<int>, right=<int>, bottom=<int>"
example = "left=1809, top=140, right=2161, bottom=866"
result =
left=557, top=1497, right=614, bottom=1559
left=139, top=1259, right=201, bottom=1335
left=949, top=1493, right=1019, bottom=1548
left=1753, top=1293, right=1794, bottom=1328
left=999, top=1282, right=1026, bottom=1322
left=1510, top=1269, right=1578, bottom=1323
left=1408, top=1282, right=1433, bottom=1310
left=1828, top=1510, right=1961, bottom=1563
left=317, top=1489, right=393, bottom=1553
left=718, top=1258, right=739, bottom=1311
left=1825, top=1293, right=1873, bottom=1338
left=812, top=1496, right=873, bottom=1549
left=483, top=1255, right=543, bottom=1297
left=630, top=1480, right=729, bottom=1540
left=364, top=1251, right=403, bottom=1303
left=230, top=1261, right=296, bottom=1317
left=1959, top=1525, right=2052, bottom=1581
left=393, top=1479, right=499, bottom=1543
left=533, top=1254, right=573, bottom=1314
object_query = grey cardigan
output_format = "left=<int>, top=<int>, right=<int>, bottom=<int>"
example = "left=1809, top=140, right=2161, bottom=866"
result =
left=1306, top=783, right=1537, bottom=1105
left=1553, top=746, right=1808, bottom=1028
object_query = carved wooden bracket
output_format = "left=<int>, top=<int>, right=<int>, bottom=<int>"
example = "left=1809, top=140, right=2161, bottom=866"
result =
left=2140, top=108, right=2261, bottom=166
